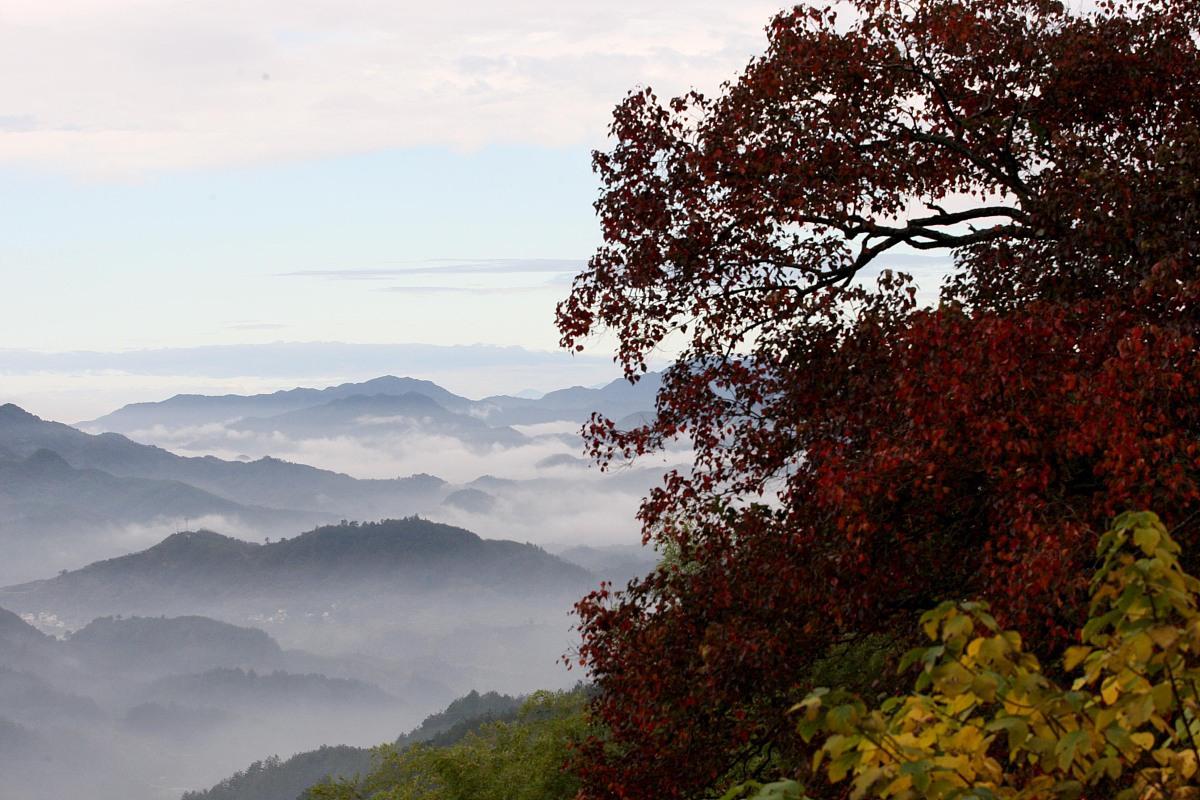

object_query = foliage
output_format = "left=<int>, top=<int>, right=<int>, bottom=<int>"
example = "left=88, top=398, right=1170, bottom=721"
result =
left=180, top=691, right=523, bottom=800
left=394, top=690, right=523, bottom=749
left=758, top=511, right=1200, bottom=799
left=556, top=1, right=1200, bottom=797
left=181, top=747, right=373, bottom=800
left=306, top=689, right=587, bottom=800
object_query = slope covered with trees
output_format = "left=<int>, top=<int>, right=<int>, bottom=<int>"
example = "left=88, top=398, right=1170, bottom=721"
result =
left=307, top=689, right=587, bottom=800
left=183, top=690, right=524, bottom=800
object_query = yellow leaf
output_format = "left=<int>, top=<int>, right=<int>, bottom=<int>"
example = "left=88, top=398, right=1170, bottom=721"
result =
left=882, top=774, right=912, bottom=797
left=1134, top=524, right=1161, bottom=554
left=1147, top=626, right=1179, bottom=650
left=1130, top=732, right=1155, bottom=751
left=1064, top=646, right=1092, bottom=671
left=1181, top=750, right=1198, bottom=779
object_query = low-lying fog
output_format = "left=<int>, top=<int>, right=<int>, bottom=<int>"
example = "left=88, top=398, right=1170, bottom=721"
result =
left=0, top=375, right=667, bottom=799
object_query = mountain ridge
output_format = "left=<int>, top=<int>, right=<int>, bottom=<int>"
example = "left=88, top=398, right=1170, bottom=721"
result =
left=80, top=373, right=660, bottom=433
left=0, top=518, right=595, bottom=623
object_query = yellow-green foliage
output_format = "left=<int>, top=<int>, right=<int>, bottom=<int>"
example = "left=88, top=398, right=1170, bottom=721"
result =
left=307, top=689, right=587, bottom=800
left=759, top=511, right=1200, bottom=800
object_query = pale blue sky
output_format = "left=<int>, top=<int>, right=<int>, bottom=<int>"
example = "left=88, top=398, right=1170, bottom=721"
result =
left=0, top=146, right=599, bottom=352
left=0, top=1, right=956, bottom=420
left=0, top=1, right=785, bottom=417
left=0, top=1, right=782, bottom=365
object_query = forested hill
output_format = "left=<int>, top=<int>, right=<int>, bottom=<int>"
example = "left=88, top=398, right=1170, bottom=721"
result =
left=0, top=518, right=595, bottom=621
left=66, top=615, right=285, bottom=675
left=181, top=690, right=523, bottom=800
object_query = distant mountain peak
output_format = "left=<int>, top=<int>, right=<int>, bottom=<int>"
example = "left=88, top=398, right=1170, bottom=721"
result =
left=154, top=529, right=251, bottom=547
left=0, top=403, right=39, bottom=423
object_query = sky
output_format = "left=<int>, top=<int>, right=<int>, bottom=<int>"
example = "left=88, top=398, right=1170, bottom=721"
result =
left=0, top=1, right=793, bottom=417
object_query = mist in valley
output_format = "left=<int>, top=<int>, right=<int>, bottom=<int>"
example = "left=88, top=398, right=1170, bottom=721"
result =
left=0, top=3, right=755, bottom=794
left=0, top=374, right=664, bottom=799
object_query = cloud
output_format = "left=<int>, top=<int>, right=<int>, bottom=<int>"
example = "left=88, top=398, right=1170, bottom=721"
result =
left=0, top=1, right=782, bottom=176
left=280, top=259, right=581, bottom=295
left=225, top=322, right=288, bottom=330
left=379, top=282, right=567, bottom=295
left=111, top=418, right=686, bottom=547
left=280, top=258, right=587, bottom=280
left=0, top=341, right=629, bottom=421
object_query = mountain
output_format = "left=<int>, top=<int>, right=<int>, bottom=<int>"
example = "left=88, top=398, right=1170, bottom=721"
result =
left=0, top=667, right=103, bottom=727
left=81, top=373, right=661, bottom=435
left=145, top=667, right=397, bottom=711
left=442, top=487, right=497, bottom=513
left=0, top=403, right=448, bottom=517
left=0, top=607, right=54, bottom=671
left=179, top=746, right=375, bottom=800
left=477, top=373, right=662, bottom=425
left=0, top=447, right=318, bottom=528
left=224, top=392, right=526, bottom=449
left=83, top=375, right=477, bottom=432
left=65, top=615, right=285, bottom=676
left=0, top=518, right=595, bottom=623
left=0, top=444, right=332, bottom=584
left=557, top=543, right=661, bottom=585
left=181, top=689, right=523, bottom=800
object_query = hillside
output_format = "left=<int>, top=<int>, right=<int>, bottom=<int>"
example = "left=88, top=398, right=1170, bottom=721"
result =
left=81, top=373, right=660, bottom=434
left=84, top=375, right=477, bottom=432
left=227, top=392, right=527, bottom=449
left=0, top=403, right=448, bottom=516
left=145, top=667, right=397, bottom=711
left=181, top=690, right=523, bottom=800
left=0, top=607, right=54, bottom=671
left=65, top=615, right=285, bottom=676
left=478, top=373, right=661, bottom=425
left=0, top=518, right=595, bottom=622
left=0, top=446, right=334, bottom=583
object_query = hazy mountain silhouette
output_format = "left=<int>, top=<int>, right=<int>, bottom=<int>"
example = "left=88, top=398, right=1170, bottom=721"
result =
left=0, top=442, right=335, bottom=584
left=84, top=376, right=476, bottom=431
left=145, top=667, right=397, bottom=711
left=0, top=518, right=594, bottom=622
left=0, top=448, right=321, bottom=528
left=0, top=667, right=103, bottom=727
left=65, top=615, right=285, bottom=677
left=442, top=487, right=497, bottom=514
left=223, top=392, right=527, bottom=449
left=0, top=607, right=54, bottom=672
left=81, top=373, right=660, bottom=434
left=477, top=373, right=662, bottom=425
left=0, top=403, right=448, bottom=517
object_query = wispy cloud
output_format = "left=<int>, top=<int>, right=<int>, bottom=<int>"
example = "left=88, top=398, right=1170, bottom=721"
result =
left=380, top=286, right=554, bottom=295
left=226, top=322, right=288, bottom=330
left=279, top=259, right=586, bottom=280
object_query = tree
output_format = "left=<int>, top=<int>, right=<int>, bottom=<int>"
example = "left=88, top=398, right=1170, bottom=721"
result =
left=764, top=511, right=1200, bottom=800
left=307, top=689, right=587, bottom=800
left=556, top=1, right=1200, bottom=798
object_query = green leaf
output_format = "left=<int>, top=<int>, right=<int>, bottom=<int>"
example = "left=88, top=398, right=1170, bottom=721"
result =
left=1055, top=729, right=1088, bottom=771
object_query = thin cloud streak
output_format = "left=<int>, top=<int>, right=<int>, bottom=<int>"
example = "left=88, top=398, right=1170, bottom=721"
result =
left=279, top=258, right=587, bottom=280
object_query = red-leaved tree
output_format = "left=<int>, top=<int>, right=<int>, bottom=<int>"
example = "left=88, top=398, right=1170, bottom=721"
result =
left=556, top=1, right=1200, bottom=798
